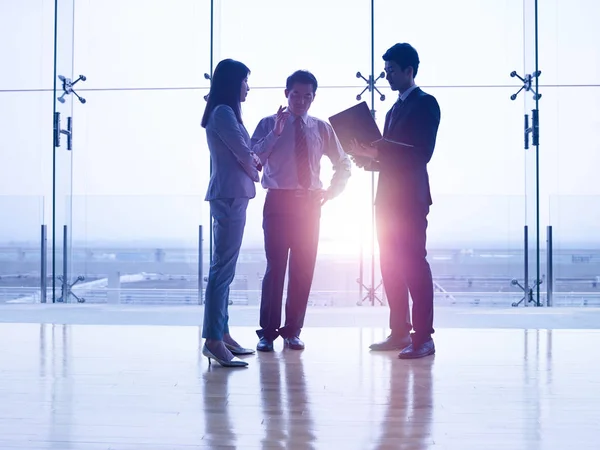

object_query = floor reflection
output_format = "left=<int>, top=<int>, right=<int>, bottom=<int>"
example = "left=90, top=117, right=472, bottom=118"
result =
left=201, top=356, right=237, bottom=448
left=374, top=356, right=434, bottom=450
left=0, top=323, right=596, bottom=449
left=258, top=351, right=314, bottom=449
left=38, top=324, right=74, bottom=449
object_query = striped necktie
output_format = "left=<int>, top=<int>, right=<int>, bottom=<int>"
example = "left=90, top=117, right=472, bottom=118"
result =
left=294, top=117, right=311, bottom=189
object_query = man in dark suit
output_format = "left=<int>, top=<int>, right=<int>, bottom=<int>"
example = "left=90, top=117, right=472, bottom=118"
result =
left=348, top=43, right=440, bottom=359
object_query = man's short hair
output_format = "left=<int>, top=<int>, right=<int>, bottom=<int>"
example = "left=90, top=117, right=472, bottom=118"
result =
left=383, top=43, right=420, bottom=78
left=286, top=70, right=318, bottom=93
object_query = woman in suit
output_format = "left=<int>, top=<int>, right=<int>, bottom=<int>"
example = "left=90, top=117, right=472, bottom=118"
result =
left=200, top=58, right=260, bottom=367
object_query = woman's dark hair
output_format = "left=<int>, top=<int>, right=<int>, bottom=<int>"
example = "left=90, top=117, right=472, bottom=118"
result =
left=382, top=43, right=420, bottom=78
left=201, top=58, right=250, bottom=128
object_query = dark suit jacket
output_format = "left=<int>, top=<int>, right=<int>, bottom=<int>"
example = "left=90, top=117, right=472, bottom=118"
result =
left=373, top=87, right=440, bottom=209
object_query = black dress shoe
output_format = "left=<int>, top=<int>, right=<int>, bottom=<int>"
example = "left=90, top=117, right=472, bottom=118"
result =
left=398, top=338, right=435, bottom=359
left=256, top=337, right=274, bottom=352
left=369, top=334, right=412, bottom=351
left=283, top=336, right=304, bottom=350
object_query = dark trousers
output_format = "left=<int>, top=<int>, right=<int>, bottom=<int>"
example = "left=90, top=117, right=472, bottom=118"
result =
left=376, top=203, right=434, bottom=345
left=258, top=190, right=321, bottom=340
left=202, top=198, right=248, bottom=340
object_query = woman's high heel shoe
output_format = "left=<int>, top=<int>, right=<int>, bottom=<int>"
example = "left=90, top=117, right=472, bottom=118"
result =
left=202, top=345, right=248, bottom=368
left=224, top=342, right=256, bottom=355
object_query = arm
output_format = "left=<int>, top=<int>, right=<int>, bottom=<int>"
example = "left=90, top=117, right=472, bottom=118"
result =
left=324, top=124, right=352, bottom=198
left=376, top=96, right=441, bottom=166
left=250, top=116, right=280, bottom=164
left=211, top=105, right=259, bottom=182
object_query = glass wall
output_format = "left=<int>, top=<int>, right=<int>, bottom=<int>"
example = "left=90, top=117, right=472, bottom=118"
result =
left=0, top=196, right=45, bottom=303
left=542, top=0, right=600, bottom=305
left=0, top=1, right=54, bottom=303
left=1, top=0, right=598, bottom=306
left=63, top=0, right=211, bottom=303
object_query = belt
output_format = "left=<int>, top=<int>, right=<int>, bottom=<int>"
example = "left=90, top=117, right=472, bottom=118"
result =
left=267, top=189, right=319, bottom=197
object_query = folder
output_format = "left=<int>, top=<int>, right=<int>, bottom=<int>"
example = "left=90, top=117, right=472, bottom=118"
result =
left=328, top=101, right=382, bottom=152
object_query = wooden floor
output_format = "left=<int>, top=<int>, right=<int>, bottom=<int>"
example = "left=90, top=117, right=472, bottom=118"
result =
left=0, top=324, right=598, bottom=449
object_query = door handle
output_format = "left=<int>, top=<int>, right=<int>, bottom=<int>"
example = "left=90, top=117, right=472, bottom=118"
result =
left=53, top=112, right=73, bottom=150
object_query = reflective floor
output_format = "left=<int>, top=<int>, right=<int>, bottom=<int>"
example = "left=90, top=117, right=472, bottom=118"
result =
left=0, top=324, right=598, bottom=449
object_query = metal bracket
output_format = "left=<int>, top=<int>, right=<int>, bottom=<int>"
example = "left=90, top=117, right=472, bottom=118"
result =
left=511, top=278, right=543, bottom=307
left=203, top=73, right=211, bottom=101
left=355, top=71, right=387, bottom=107
left=58, top=74, right=87, bottom=104
left=510, top=70, right=542, bottom=101
left=356, top=278, right=384, bottom=306
left=57, top=275, right=86, bottom=303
